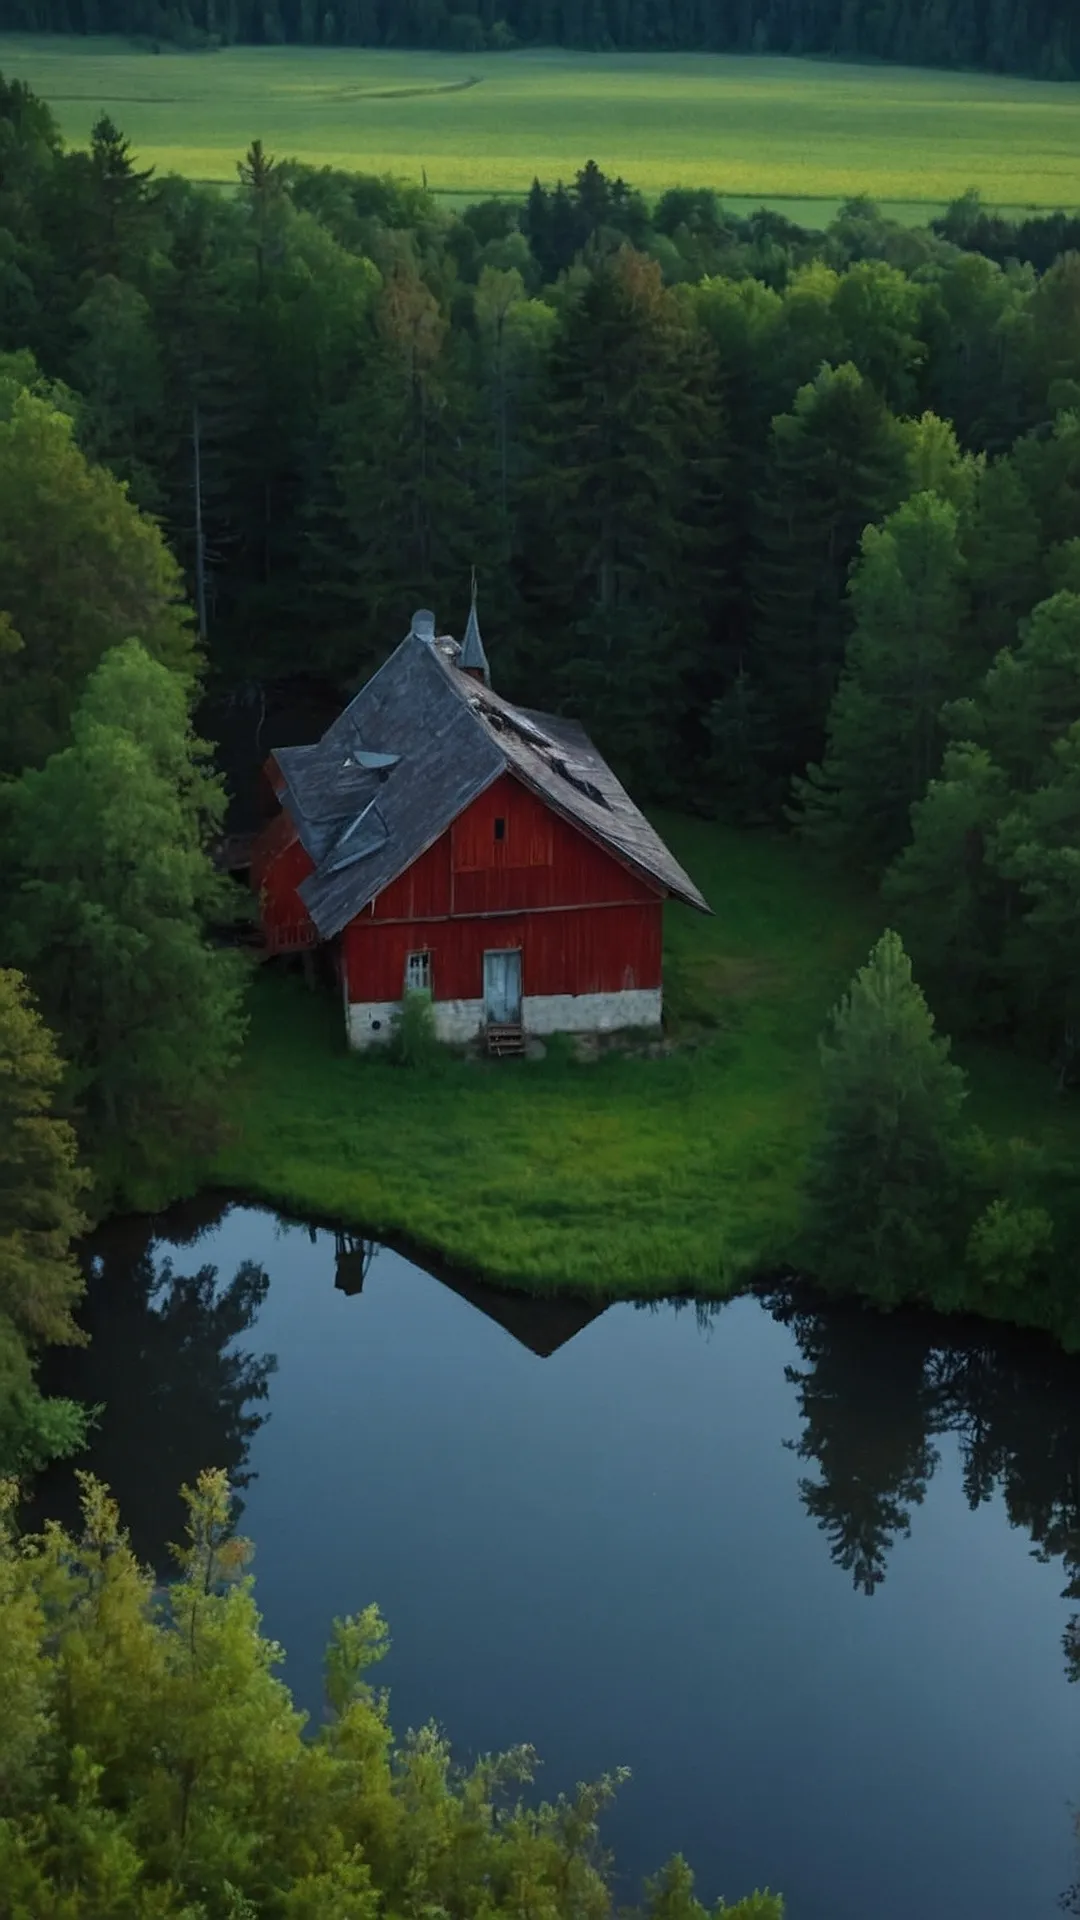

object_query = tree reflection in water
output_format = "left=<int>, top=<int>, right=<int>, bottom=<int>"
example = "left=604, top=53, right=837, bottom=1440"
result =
left=28, top=1193, right=276, bottom=1573
left=760, top=1282, right=1080, bottom=1633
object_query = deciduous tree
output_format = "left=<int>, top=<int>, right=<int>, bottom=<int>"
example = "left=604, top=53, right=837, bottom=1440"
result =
left=0, top=387, right=197, bottom=773
left=6, top=642, right=246, bottom=1191
left=0, top=969, right=88, bottom=1477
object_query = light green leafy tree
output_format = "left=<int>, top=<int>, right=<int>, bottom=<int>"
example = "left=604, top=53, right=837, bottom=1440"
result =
left=7, top=641, right=247, bottom=1192
left=0, top=1469, right=783, bottom=1919
left=0, top=387, right=197, bottom=773
left=0, top=968, right=89, bottom=1477
left=806, top=930, right=969, bottom=1303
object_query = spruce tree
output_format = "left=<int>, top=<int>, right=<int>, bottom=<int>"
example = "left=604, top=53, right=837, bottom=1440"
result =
left=961, top=454, right=1044, bottom=664
left=807, top=930, right=969, bottom=1303
left=991, top=723, right=1080, bottom=1061
left=882, top=743, right=1013, bottom=1031
left=749, top=362, right=910, bottom=783
left=524, top=248, right=725, bottom=789
left=795, top=491, right=968, bottom=871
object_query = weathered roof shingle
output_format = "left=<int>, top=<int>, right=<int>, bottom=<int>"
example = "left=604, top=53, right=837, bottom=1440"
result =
left=270, top=628, right=709, bottom=938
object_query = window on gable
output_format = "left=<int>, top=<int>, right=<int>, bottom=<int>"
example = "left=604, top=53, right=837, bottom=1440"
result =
left=404, top=951, right=432, bottom=995
left=494, top=817, right=506, bottom=842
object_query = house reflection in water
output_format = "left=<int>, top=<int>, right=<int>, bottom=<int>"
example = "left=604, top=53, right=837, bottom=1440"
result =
left=332, top=1230, right=608, bottom=1359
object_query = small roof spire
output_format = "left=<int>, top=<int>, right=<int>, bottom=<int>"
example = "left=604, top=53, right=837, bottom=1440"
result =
left=459, top=570, right=491, bottom=687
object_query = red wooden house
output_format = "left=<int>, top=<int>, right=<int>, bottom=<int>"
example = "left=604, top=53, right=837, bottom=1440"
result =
left=251, top=607, right=709, bottom=1050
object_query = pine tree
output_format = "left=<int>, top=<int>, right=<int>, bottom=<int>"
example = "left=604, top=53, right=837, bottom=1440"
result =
left=749, top=362, right=910, bottom=784
left=84, top=112, right=157, bottom=279
left=961, top=454, right=1044, bottom=664
left=882, top=743, right=1014, bottom=1031
left=991, top=723, right=1080, bottom=1064
left=303, top=264, right=483, bottom=676
left=795, top=491, right=968, bottom=871
left=807, top=929, right=969, bottom=1303
left=523, top=248, right=724, bottom=789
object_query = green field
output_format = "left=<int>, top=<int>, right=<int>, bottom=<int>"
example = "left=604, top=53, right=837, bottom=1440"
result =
left=3, top=34, right=1080, bottom=214
left=207, top=819, right=1080, bottom=1306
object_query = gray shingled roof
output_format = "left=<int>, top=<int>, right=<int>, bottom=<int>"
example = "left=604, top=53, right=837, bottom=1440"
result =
left=276, top=627, right=710, bottom=939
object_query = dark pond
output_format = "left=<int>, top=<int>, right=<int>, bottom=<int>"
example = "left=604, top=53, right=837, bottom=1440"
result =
left=32, top=1200, right=1080, bottom=1920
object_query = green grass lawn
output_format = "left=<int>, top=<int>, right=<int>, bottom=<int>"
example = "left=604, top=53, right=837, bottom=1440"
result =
left=3, top=34, right=1080, bottom=214
left=209, top=817, right=1080, bottom=1299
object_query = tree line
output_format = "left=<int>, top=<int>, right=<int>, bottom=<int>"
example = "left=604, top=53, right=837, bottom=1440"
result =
left=6, top=0, right=1080, bottom=79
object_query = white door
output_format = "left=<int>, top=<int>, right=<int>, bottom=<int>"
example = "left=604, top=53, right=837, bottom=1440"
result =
left=483, top=949, right=522, bottom=1024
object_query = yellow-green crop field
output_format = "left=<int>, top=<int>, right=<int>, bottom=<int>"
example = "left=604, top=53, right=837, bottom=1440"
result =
left=2, top=33, right=1080, bottom=216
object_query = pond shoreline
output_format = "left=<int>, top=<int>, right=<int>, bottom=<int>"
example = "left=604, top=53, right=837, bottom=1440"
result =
left=120, top=1177, right=1080, bottom=1372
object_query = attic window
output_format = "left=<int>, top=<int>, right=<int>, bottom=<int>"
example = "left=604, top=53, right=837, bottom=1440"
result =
left=494, top=817, right=506, bottom=842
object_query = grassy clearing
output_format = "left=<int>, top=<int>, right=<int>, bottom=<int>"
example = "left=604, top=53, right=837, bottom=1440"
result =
left=209, top=817, right=1080, bottom=1298
left=3, top=35, right=1080, bottom=213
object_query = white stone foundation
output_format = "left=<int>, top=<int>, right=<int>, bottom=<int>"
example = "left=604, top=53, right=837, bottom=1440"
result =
left=342, top=990, right=657, bottom=1052
left=345, top=1000, right=400, bottom=1049
left=433, top=998, right=486, bottom=1044
left=521, top=988, right=662, bottom=1035
left=345, top=987, right=662, bottom=1050
left=345, top=997, right=485, bottom=1050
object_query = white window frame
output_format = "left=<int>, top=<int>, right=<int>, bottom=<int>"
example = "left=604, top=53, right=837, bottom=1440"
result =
left=404, top=950, right=432, bottom=996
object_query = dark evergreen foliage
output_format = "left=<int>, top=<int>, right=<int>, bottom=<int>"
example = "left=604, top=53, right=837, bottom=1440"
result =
left=6, top=66, right=1080, bottom=1080
left=6, top=0, right=1080, bottom=79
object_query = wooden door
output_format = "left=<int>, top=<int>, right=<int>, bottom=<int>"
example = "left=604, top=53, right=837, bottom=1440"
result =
left=483, top=949, right=522, bottom=1024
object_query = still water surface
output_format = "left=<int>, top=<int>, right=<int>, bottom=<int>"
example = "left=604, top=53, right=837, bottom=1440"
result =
left=34, top=1199, right=1080, bottom=1920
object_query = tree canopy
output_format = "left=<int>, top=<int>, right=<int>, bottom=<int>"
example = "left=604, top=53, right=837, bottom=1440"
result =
left=0, top=385, right=197, bottom=775
left=0, top=969, right=89, bottom=1477
left=4, top=641, right=247, bottom=1193
left=0, top=1467, right=783, bottom=1920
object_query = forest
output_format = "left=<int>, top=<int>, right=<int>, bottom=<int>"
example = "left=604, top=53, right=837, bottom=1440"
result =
left=5, top=72, right=1080, bottom=1419
left=5, top=0, right=1080, bottom=79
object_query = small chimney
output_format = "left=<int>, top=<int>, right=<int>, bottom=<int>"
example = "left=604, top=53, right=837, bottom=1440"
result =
left=410, top=609, right=437, bottom=645
left=459, top=573, right=490, bottom=687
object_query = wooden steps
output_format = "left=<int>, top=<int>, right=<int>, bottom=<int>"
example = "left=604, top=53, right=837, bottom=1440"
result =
left=485, top=1022, right=525, bottom=1058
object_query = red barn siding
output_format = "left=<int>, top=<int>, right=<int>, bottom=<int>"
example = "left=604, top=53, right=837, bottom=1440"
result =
left=342, top=902, right=662, bottom=1005
left=257, top=769, right=666, bottom=998
left=451, top=776, right=553, bottom=872
left=251, top=811, right=315, bottom=947
left=373, top=832, right=452, bottom=920
left=373, top=774, right=657, bottom=923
